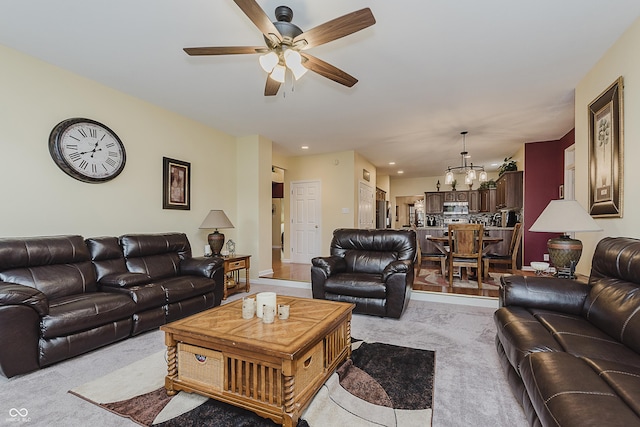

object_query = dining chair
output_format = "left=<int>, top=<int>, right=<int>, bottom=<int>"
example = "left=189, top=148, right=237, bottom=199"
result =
left=483, top=222, right=522, bottom=275
left=416, top=235, right=447, bottom=276
left=448, top=223, right=484, bottom=288
left=411, top=225, right=446, bottom=277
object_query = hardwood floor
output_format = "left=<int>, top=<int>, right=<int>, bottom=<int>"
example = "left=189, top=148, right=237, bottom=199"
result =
left=261, top=248, right=516, bottom=298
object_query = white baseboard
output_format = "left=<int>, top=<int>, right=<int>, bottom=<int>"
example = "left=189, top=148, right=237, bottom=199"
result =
left=410, top=290, right=498, bottom=308
left=252, top=277, right=311, bottom=289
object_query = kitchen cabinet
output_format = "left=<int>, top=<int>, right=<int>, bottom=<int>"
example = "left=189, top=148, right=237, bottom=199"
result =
left=425, top=192, right=444, bottom=214
left=496, top=171, right=523, bottom=210
left=444, top=191, right=468, bottom=202
left=479, top=188, right=497, bottom=213
left=468, top=190, right=479, bottom=213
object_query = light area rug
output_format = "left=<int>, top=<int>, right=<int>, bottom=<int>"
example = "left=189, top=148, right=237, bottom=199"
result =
left=69, top=340, right=434, bottom=427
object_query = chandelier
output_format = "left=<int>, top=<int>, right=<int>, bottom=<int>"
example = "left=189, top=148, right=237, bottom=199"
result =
left=444, top=131, right=488, bottom=186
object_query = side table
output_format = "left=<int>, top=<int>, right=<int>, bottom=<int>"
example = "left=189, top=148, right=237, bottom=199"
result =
left=221, top=254, right=251, bottom=299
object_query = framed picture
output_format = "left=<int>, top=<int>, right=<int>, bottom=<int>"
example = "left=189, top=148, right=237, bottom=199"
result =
left=588, top=77, right=623, bottom=218
left=163, top=157, right=190, bottom=210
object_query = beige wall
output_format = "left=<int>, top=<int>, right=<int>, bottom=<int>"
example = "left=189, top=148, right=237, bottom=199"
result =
left=574, top=16, right=640, bottom=275
left=0, top=45, right=239, bottom=254
left=236, top=135, right=273, bottom=277
left=281, top=151, right=358, bottom=257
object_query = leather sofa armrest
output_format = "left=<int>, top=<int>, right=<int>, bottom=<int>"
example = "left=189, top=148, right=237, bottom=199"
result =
left=382, top=260, right=412, bottom=281
left=311, top=256, right=346, bottom=277
left=500, top=275, right=589, bottom=315
left=99, top=272, right=152, bottom=288
left=0, top=282, right=48, bottom=316
left=180, top=256, right=224, bottom=278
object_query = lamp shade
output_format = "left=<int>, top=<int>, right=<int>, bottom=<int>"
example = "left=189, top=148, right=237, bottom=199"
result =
left=529, top=200, right=602, bottom=233
left=199, top=210, right=234, bottom=230
left=529, top=199, right=602, bottom=273
left=199, top=210, right=234, bottom=256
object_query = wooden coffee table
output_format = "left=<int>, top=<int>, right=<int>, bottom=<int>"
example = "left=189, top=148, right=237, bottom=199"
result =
left=160, top=295, right=354, bottom=427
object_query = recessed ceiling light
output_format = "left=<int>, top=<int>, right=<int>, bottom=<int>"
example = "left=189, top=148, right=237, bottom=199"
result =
left=398, top=170, right=404, bottom=174
left=389, top=161, right=396, bottom=165
left=301, top=146, right=309, bottom=150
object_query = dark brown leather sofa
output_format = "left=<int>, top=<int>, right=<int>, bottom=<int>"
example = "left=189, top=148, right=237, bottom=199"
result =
left=311, top=228, right=416, bottom=319
left=495, top=237, right=640, bottom=426
left=0, top=233, right=223, bottom=378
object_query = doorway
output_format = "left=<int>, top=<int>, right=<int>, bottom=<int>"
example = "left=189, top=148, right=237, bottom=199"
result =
left=290, top=180, right=322, bottom=263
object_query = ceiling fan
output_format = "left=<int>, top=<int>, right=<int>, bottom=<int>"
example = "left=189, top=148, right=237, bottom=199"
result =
left=183, top=0, right=376, bottom=96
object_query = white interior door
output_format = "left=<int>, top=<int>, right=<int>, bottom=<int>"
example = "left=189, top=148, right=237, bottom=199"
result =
left=358, top=181, right=374, bottom=229
left=290, top=180, right=321, bottom=263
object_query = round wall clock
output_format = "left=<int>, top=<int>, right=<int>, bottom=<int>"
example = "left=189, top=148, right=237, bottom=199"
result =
left=49, top=118, right=126, bottom=183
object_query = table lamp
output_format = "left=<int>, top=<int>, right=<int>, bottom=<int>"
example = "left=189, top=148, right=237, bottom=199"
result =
left=199, top=210, right=234, bottom=256
left=529, top=199, right=602, bottom=275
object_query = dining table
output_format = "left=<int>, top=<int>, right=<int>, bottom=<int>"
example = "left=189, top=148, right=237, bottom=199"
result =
left=427, top=235, right=503, bottom=279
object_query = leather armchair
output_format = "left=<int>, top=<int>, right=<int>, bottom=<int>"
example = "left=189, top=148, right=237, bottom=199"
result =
left=311, top=228, right=416, bottom=318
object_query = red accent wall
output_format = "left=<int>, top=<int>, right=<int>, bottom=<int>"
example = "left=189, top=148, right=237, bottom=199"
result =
left=523, top=129, right=575, bottom=265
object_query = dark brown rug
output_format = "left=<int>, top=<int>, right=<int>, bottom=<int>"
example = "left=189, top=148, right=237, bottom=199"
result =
left=70, top=340, right=434, bottom=426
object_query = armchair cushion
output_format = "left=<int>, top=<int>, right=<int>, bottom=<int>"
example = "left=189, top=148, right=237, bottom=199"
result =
left=324, top=273, right=386, bottom=299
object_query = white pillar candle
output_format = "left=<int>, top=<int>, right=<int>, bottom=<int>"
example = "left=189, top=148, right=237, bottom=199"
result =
left=256, top=292, right=277, bottom=318
left=204, top=245, right=212, bottom=256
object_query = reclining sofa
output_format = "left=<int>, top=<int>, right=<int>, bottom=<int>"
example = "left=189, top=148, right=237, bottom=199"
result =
left=495, top=237, right=640, bottom=426
left=311, top=228, right=416, bottom=319
left=0, top=232, right=223, bottom=378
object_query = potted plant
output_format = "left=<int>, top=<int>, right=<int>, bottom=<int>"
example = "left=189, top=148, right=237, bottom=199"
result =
left=498, top=157, right=517, bottom=176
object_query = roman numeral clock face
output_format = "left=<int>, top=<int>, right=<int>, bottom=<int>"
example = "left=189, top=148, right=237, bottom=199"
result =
left=49, top=118, right=126, bottom=183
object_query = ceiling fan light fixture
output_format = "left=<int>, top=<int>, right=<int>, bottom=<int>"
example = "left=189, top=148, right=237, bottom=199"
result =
left=270, top=64, right=286, bottom=83
left=289, top=62, right=308, bottom=80
left=284, top=49, right=308, bottom=80
left=259, top=52, right=279, bottom=73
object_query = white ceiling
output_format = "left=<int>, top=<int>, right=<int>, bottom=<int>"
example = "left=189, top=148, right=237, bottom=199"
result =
left=2, top=1, right=639, bottom=178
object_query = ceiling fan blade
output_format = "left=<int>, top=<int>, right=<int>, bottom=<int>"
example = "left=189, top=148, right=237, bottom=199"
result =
left=293, top=8, right=375, bottom=50
left=300, top=53, right=358, bottom=87
left=233, top=0, right=282, bottom=44
left=264, top=76, right=281, bottom=96
left=184, top=46, right=265, bottom=55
